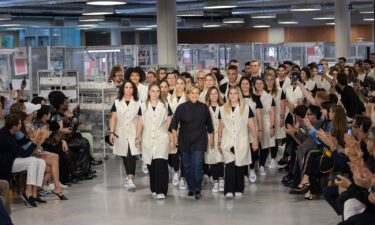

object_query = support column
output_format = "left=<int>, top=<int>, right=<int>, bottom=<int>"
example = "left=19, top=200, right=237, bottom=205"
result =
left=334, top=0, right=350, bottom=59
left=110, top=28, right=121, bottom=46
left=157, top=0, right=177, bottom=66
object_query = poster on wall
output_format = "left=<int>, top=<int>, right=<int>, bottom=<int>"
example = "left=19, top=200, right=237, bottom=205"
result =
left=14, top=58, right=28, bottom=75
left=307, top=43, right=324, bottom=64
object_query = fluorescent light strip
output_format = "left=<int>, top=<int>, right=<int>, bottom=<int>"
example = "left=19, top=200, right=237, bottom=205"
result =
left=290, top=4, right=321, bottom=12
left=86, top=0, right=126, bottom=5
left=253, top=25, right=270, bottom=28
left=79, top=16, right=105, bottom=22
left=88, top=49, right=121, bottom=53
left=278, top=20, right=299, bottom=24
left=312, top=15, right=334, bottom=20
left=360, top=11, right=374, bottom=14
left=326, top=22, right=335, bottom=25
left=82, top=8, right=113, bottom=16
left=177, top=10, right=204, bottom=17
left=203, top=22, right=222, bottom=28
left=0, top=23, right=21, bottom=27
left=203, top=0, right=238, bottom=9
left=223, top=18, right=244, bottom=24
left=364, top=18, right=374, bottom=21
left=135, top=27, right=153, bottom=31
left=0, top=14, right=12, bottom=21
left=251, top=13, right=276, bottom=19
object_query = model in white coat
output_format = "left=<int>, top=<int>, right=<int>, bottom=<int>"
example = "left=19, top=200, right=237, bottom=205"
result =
left=265, top=73, right=286, bottom=169
left=239, top=76, right=263, bottom=183
left=159, top=79, right=171, bottom=103
left=167, top=77, right=188, bottom=190
left=199, top=74, right=218, bottom=103
left=126, top=67, right=149, bottom=174
left=218, top=86, right=258, bottom=199
left=109, top=80, right=142, bottom=191
left=135, top=83, right=173, bottom=200
left=252, top=77, right=276, bottom=177
left=276, top=65, right=291, bottom=92
left=204, top=86, right=225, bottom=193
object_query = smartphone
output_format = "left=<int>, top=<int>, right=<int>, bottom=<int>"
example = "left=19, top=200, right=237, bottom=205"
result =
left=347, top=128, right=353, bottom=135
left=318, top=64, right=324, bottom=74
left=9, top=83, right=13, bottom=90
left=22, top=76, right=27, bottom=87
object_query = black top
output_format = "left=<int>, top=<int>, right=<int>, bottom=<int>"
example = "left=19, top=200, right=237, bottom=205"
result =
left=169, top=89, right=174, bottom=95
left=252, top=94, right=276, bottom=107
left=111, top=101, right=142, bottom=115
left=219, top=82, right=238, bottom=95
left=169, top=101, right=214, bottom=152
left=147, top=104, right=173, bottom=116
left=243, top=95, right=263, bottom=109
left=279, top=80, right=285, bottom=88
left=218, top=106, right=254, bottom=119
left=0, top=127, right=36, bottom=181
left=335, top=85, right=365, bottom=118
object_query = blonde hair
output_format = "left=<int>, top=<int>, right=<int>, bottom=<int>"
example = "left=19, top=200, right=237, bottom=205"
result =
left=170, top=77, right=186, bottom=102
left=204, top=74, right=219, bottom=89
left=205, top=86, right=224, bottom=107
left=187, top=85, right=200, bottom=101
left=224, top=86, right=245, bottom=115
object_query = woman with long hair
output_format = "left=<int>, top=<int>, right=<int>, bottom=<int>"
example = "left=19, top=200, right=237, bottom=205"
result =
left=219, top=86, right=258, bottom=198
left=199, top=74, right=218, bottom=103
left=167, top=77, right=188, bottom=190
left=136, top=82, right=173, bottom=199
left=251, top=77, right=276, bottom=179
left=159, top=79, right=170, bottom=102
left=108, top=65, right=124, bottom=88
left=204, top=86, right=225, bottom=193
left=300, top=67, right=317, bottom=93
left=109, top=80, right=142, bottom=191
left=264, top=73, right=286, bottom=169
left=125, top=67, right=148, bottom=103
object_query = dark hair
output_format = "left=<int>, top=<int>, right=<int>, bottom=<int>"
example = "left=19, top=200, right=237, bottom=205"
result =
left=338, top=57, right=347, bottom=63
left=229, top=59, right=239, bottom=65
left=147, top=71, right=156, bottom=77
left=292, top=65, right=301, bottom=72
left=308, top=105, right=322, bottom=120
left=37, top=105, right=51, bottom=119
left=245, top=61, right=251, bottom=66
left=109, top=64, right=123, bottom=82
left=253, top=77, right=266, bottom=91
left=320, top=101, right=335, bottom=114
left=31, top=96, right=45, bottom=105
left=293, top=105, right=308, bottom=118
left=283, top=61, right=293, bottom=66
left=181, top=72, right=194, bottom=84
left=5, top=113, right=21, bottom=130
left=118, top=80, right=139, bottom=101
left=0, top=95, right=5, bottom=109
left=125, top=67, right=146, bottom=83
left=227, top=65, right=238, bottom=72
left=172, top=69, right=180, bottom=77
left=239, top=76, right=253, bottom=98
left=328, top=94, right=339, bottom=104
left=364, top=59, right=372, bottom=64
left=158, top=78, right=169, bottom=87
left=337, top=72, right=348, bottom=86
left=301, top=67, right=311, bottom=80
left=353, top=115, right=372, bottom=133
left=49, top=91, right=67, bottom=111
left=278, top=64, right=286, bottom=70
left=9, top=102, right=25, bottom=114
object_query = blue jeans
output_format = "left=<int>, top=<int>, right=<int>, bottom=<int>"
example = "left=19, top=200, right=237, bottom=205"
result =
left=182, top=151, right=204, bottom=192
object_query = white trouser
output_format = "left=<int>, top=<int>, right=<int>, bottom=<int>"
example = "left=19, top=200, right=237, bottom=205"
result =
left=343, top=198, right=366, bottom=221
left=12, top=157, right=46, bottom=187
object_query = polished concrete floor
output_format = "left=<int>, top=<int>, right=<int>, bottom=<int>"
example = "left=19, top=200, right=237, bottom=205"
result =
left=11, top=156, right=341, bottom=225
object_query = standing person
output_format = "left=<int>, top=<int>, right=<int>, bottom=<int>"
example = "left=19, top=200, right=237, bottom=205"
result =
left=219, top=65, right=239, bottom=96
left=265, top=73, right=286, bottom=169
left=249, top=60, right=262, bottom=84
left=125, top=67, right=148, bottom=103
left=218, top=86, right=258, bottom=198
left=199, top=74, right=218, bottom=103
left=108, top=65, right=124, bottom=89
left=276, top=65, right=291, bottom=91
left=300, top=67, right=317, bottom=93
left=204, top=87, right=225, bottom=193
left=166, top=72, right=177, bottom=95
left=145, top=71, right=157, bottom=86
left=109, top=80, right=142, bottom=191
left=211, top=68, right=224, bottom=84
left=362, top=59, right=375, bottom=80
left=156, top=68, right=167, bottom=82
left=167, top=77, right=188, bottom=190
left=195, top=70, right=206, bottom=93
left=252, top=77, right=276, bottom=177
left=136, top=83, right=173, bottom=199
left=159, top=79, right=170, bottom=102
left=169, top=86, right=214, bottom=200
left=239, top=76, right=263, bottom=183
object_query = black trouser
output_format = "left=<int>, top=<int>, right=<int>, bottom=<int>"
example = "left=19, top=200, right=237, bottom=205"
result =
left=305, top=152, right=323, bottom=195
left=66, top=133, right=91, bottom=177
left=271, top=138, right=285, bottom=159
left=283, top=113, right=294, bottom=158
left=203, top=164, right=211, bottom=177
left=147, top=159, right=168, bottom=195
left=210, top=163, right=224, bottom=181
left=122, top=149, right=136, bottom=176
left=224, top=162, right=244, bottom=194
left=168, top=148, right=185, bottom=177
left=250, top=143, right=269, bottom=169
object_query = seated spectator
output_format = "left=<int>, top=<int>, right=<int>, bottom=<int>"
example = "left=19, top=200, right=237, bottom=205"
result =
left=0, top=202, right=12, bottom=225
left=0, top=180, right=10, bottom=215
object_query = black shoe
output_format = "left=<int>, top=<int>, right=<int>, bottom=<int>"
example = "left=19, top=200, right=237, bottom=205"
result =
left=52, top=191, right=68, bottom=200
left=89, top=170, right=97, bottom=175
left=284, top=180, right=295, bottom=187
left=195, top=191, right=201, bottom=200
left=290, top=184, right=310, bottom=195
left=21, top=192, right=37, bottom=207
left=90, top=158, right=103, bottom=166
left=188, top=191, right=194, bottom=197
left=278, top=157, right=289, bottom=166
left=282, top=174, right=293, bottom=184
left=33, top=196, right=47, bottom=203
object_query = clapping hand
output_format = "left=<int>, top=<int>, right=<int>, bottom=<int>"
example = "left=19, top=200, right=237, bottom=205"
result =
left=316, top=129, right=336, bottom=150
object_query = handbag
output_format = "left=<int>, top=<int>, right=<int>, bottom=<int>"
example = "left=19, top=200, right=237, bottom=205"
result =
left=319, top=148, right=334, bottom=173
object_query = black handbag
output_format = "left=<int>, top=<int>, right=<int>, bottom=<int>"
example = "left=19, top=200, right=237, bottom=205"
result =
left=319, top=148, right=334, bottom=174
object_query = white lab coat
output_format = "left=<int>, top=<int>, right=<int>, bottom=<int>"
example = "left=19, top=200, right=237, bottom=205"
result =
left=304, top=79, right=316, bottom=92
left=259, top=91, right=276, bottom=149
left=276, top=77, right=291, bottom=92
left=137, top=83, right=149, bottom=103
left=243, top=97, right=257, bottom=144
left=205, top=106, right=224, bottom=164
left=313, top=75, right=331, bottom=92
left=112, top=98, right=141, bottom=157
left=220, top=105, right=252, bottom=166
left=140, top=101, right=170, bottom=165
left=270, top=88, right=286, bottom=140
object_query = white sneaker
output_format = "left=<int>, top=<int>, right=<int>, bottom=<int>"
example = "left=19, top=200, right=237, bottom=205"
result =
left=244, top=176, right=249, bottom=186
left=127, top=179, right=136, bottom=191
left=203, top=175, right=210, bottom=184
left=156, top=194, right=166, bottom=199
left=219, top=179, right=225, bottom=192
left=269, top=159, right=277, bottom=169
left=179, top=179, right=187, bottom=190
left=152, top=192, right=157, bottom=198
left=249, top=169, right=257, bottom=183
left=225, top=193, right=234, bottom=199
left=212, top=182, right=219, bottom=193
left=142, top=164, right=149, bottom=174
left=234, top=192, right=243, bottom=198
left=259, top=166, right=266, bottom=176
left=172, top=172, right=180, bottom=187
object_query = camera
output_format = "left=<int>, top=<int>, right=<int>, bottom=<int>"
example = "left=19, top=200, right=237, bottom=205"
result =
left=291, top=72, right=300, bottom=84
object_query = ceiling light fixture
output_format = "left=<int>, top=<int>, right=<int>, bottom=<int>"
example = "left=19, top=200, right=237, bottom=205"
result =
left=359, top=11, right=374, bottom=14
left=278, top=20, right=299, bottom=24
left=203, top=0, right=238, bottom=9
left=0, top=14, right=12, bottom=21
left=363, top=17, right=374, bottom=21
left=222, top=17, right=244, bottom=24
left=177, top=10, right=204, bottom=17
left=312, top=15, right=334, bottom=20
left=326, top=22, right=335, bottom=25
left=79, top=16, right=105, bottom=22
left=87, top=49, right=121, bottom=53
left=251, top=13, right=276, bottom=19
left=202, top=22, right=222, bottom=28
left=86, top=0, right=126, bottom=6
left=0, top=23, right=21, bottom=27
left=135, top=27, right=153, bottom=31
left=290, top=4, right=321, bottom=12
left=82, top=8, right=113, bottom=15
left=253, top=25, right=270, bottom=28
left=77, top=22, right=98, bottom=27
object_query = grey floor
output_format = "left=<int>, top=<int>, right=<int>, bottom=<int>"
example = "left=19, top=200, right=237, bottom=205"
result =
left=11, top=156, right=341, bottom=225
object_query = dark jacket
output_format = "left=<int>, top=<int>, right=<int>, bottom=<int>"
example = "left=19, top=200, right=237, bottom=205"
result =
left=0, top=127, right=36, bottom=181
